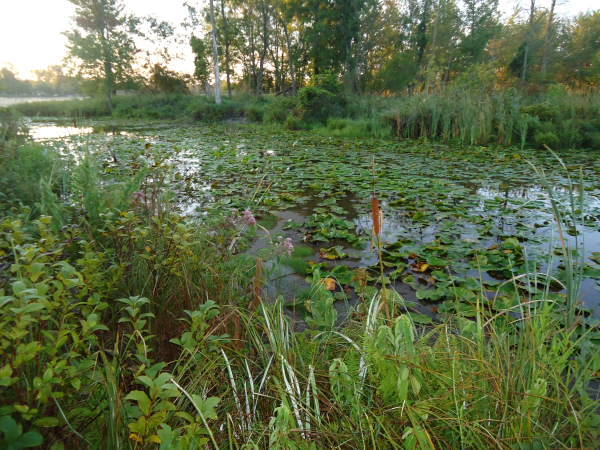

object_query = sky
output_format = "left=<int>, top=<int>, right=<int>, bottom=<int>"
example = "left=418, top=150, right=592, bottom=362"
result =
left=1, top=0, right=598, bottom=79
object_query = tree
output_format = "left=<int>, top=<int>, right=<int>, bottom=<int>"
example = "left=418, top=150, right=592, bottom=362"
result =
left=560, top=11, right=600, bottom=86
left=541, top=0, right=557, bottom=84
left=191, top=35, right=211, bottom=89
left=522, top=0, right=536, bottom=82
left=209, top=0, right=222, bottom=104
left=460, top=0, right=499, bottom=65
left=63, top=0, right=138, bottom=110
left=255, top=0, right=271, bottom=95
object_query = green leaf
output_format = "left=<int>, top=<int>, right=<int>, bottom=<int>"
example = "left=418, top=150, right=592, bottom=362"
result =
left=0, top=415, right=20, bottom=442
left=34, top=417, right=59, bottom=427
left=426, top=256, right=449, bottom=267
left=191, top=395, right=220, bottom=420
left=12, top=282, right=27, bottom=296
left=135, top=376, right=154, bottom=389
left=15, top=430, right=44, bottom=448
left=125, top=391, right=152, bottom=416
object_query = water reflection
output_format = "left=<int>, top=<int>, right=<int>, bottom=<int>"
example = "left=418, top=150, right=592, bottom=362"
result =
left=30, top=125, right=94, bottom=140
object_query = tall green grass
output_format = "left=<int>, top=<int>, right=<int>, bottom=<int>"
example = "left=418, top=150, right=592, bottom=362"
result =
left=5, top=87, right=600, bottom=148
left=380, top=86, right=600, bottom=148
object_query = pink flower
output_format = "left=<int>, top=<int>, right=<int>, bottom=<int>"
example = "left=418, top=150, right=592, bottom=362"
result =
left=227, top=209, right=257, bottom=227
left=240, top=210, right=256, bottom=226
left=132, top=190, right=146, bottom=209
left=275, top=236, right=294, bottom=256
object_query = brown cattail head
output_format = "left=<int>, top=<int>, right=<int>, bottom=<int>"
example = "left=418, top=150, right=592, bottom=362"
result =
left=73, top=118, right=77, bottom=128
left=371, top=196, right=380, bottom=236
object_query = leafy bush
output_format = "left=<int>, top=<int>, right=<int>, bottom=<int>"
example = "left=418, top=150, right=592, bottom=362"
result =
left=522, top=102, right=558, bottom=122
left=327, top=118, right=347, bottom=130
left=284, top=114, right=302, bottom=130
left=265, top=97, right=294, bottom=123
left=245, top=104, right=264, bottom=123
left=294, top=86, right=339, bottom=124
left=0, top=142, right=65, bottom=210
left=534, top=130, right=559, bottom=149
left=190, top=98, right=236, bottom=122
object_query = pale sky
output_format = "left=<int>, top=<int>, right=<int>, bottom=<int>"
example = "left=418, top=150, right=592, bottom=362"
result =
left=0, top=0, right=597, bottom=79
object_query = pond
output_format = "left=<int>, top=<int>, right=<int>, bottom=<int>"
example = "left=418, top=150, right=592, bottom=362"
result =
left=29, top=119, right=600, bottom=323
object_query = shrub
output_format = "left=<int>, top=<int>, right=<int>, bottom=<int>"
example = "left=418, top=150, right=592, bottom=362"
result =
left=294, top=86, right=339, bottom=124
left=558, top=119, right=582, bottom=148
left=265, top=97, right=294, bottom=123
left=284, top=114, right=301, bottom=130
left=327, top=117, right=348, bottom=130
left=534, top=130, right=559, bottom=149
left=191, top=99, right=236, bottom=122
left=245, top=104, right=264, bottom=123
left=522, top=102, right=558, bottom=122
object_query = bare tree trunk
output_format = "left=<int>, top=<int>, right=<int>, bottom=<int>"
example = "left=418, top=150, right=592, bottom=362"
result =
left=220, top=0, right=232, bottom=98
left=256, top=0, right=270, bottom=96
left=443, top=38, right=455, bottom=88
left=522, top=0, right=536, bottom=83
left=430, top=0, right=440, bottom=60
left=269, top=47, right=282, bottom=91
left=280, top=16, right=296, bottom=95
left=209, top=0, right=221, bottom=104
left=541, top=0, right=556, bottom=85
left=425, top=0, right=441, bottom=95
left=99, top=24, right=113, bottom=111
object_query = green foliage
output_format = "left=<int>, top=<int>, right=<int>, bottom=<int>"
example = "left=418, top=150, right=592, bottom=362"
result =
left=63, top=0, right=138, bottom=107
left=190, top=98, right=236, bottom=122
left=304, top=267, right=337, bottom=331
left=0, top=142, right=65, bottom=211
left=293, top=85, right=340, bottom=124
left=245, top=104, right=265, bottom=123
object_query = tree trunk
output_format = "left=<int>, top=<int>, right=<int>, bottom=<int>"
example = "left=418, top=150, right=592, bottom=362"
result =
left=443, top=39, right=455, bottom=87
left=522, top=0, right=535, bottom=83
left=425, top=0, right=441, bottom=95
left=99, top=25, right=113, bottom=111
left=248, top=15, right=258, bottom=94
left=541, top=0, right=556, bottom=85
left=430, top=0, right=440, bottom=60
left=270, top=47, right=282, bottom=92
left=209, top=0, right=222, bottom=104
left=220, top=0, right=232, bottom=98
left=280, top=16, right=297, bottom=95
left=256, top=0, right=270, bottom=96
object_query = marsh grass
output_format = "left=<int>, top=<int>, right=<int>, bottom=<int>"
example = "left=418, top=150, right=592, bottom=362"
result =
left=381, top=87, right=600, bottom=148
left=5, top=87, right=600, bottom=148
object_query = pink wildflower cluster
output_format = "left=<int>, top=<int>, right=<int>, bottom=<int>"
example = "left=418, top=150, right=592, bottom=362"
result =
left=227, top=209, right=257, bottom=227
left=275, top=236, right=294, bottom=256
left=132, top=190, right=146, bottom=207
left=240, top=209, right=257, bottom=226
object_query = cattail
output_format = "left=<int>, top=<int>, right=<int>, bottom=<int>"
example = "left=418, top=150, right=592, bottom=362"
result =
left=371, top=196, right=380, bottom=236
left=73, top=118, right=77, bottom=128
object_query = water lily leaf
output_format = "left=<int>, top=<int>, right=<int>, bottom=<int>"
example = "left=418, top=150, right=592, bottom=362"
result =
left=416, top=288, right=446, bottom=301
left=426, top=256, right=449, bottom=267
left=445, top=287, right=476, bottom=301
left=319, top=246, right=347, bottom=260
